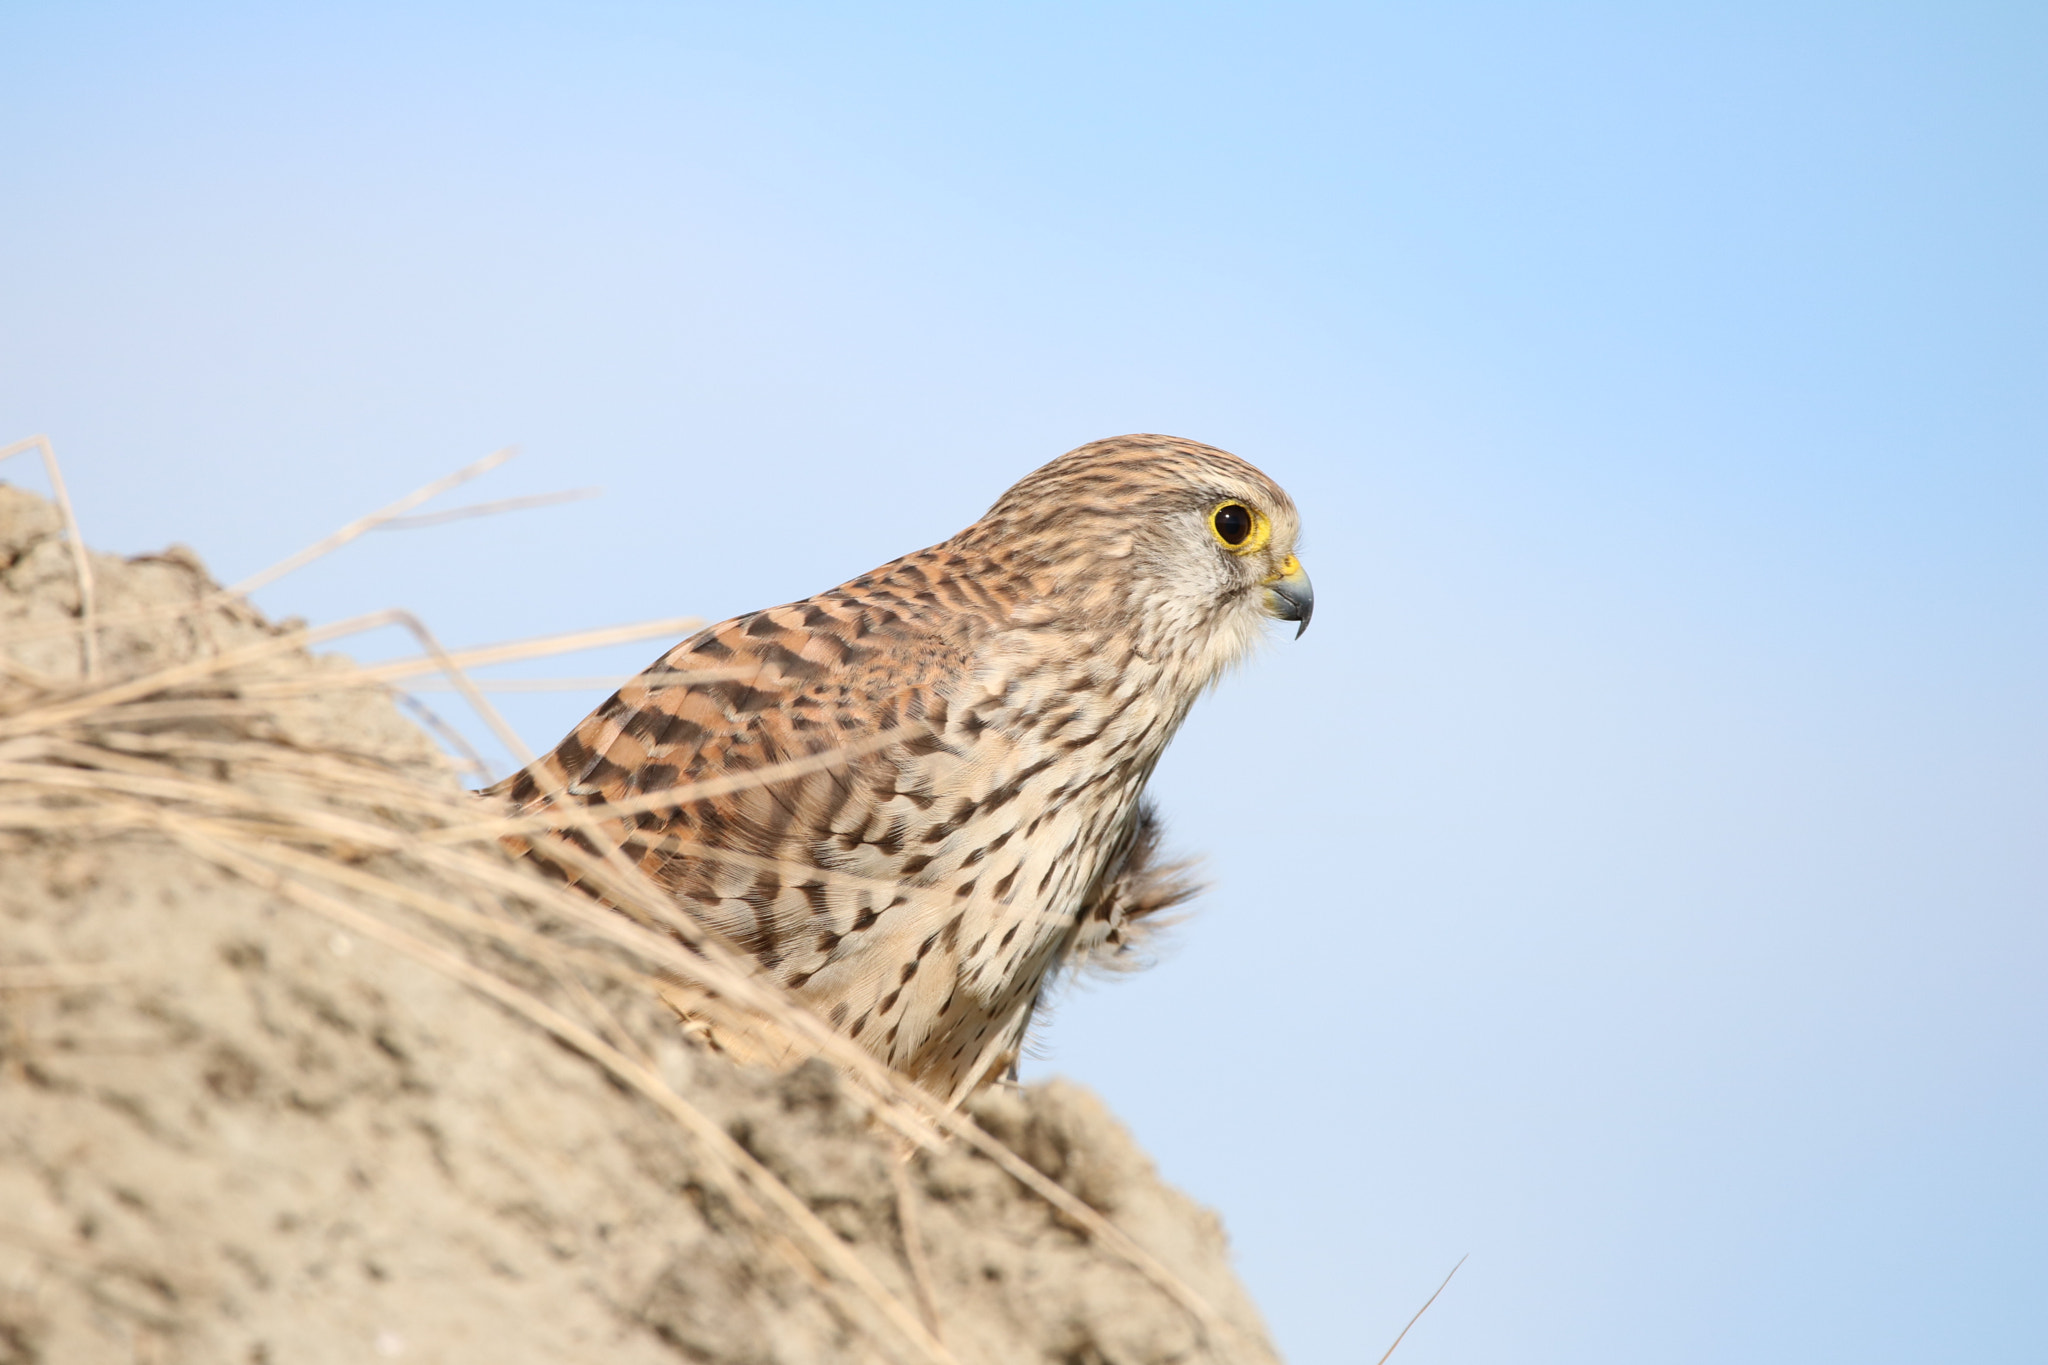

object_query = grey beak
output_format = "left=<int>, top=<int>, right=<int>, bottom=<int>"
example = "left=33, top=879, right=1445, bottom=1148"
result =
left=1263, top=558, right=1314, bottom=638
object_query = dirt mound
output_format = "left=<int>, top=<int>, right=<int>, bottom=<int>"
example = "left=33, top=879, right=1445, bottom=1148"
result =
left=0, top=483, right=1278, bottom=1365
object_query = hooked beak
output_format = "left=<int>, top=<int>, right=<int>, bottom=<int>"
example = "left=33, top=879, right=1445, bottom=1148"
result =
left=1262, top=555, right=1314, bottom=638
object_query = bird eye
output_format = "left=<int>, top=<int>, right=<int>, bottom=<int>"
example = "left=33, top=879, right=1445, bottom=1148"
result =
left=1212, top=503, right=1253, bottom=546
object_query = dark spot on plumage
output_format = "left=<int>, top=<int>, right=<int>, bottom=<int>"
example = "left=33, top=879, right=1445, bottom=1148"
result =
left=786, top=970, right=814, bottom=988
left=556, top=734, right=594, bottom=775
left=817, top=772, right=858, bottom=827
left=940, top=914, right=963, bottom=949
left=632, top=763, right=678, bottom=794
left=954, top=880, right=977, bottom=898
left=987, top=829, right=1013, bottom=853
left=903, top=731, right=952, bottom=758
left=755, top=641, right=823, bottom=679
left=851, top=907, right=880, bottom=932
left=967, top=934, right=987, bottom=957
left=814, top=632, right=858, bottom=665
left=900, top=855, right=934, bottom=875
left=979, top=756, right=1058, bottom=815
left=621, top=705, right=669, bottom=743
left=884, top=1023, right=901, bottom=1048
left=690, top=633, right=733, bottom=659
left=899, top=960, right=919, bottom=983
left=655, top=714, right=707, bottom=748
left=849, top=1012, right=868, bottom=1037
left=579, top=755, right=628, bottom=792
left=888, top=895, right=908, bottom=908
left=817, top=930, right=842, bottom=953
left=1062, top=725, right=1111, bottom=752
left=801, top=604, right=835, bottom=627
left=798, top=881, right=828, bottom=917
left=991, top=866, right=1019, bottom=899
left=694, top=804, right=731, bottom=842
left=917, top=932, right=938, bottom=959
left=703, top=679, right=777, bottom=716
left=879, top=987, right=902, bottom=1014
left=999, top=924, right=1020, bottom=948
left=742, top=613, right=779, bottom=638
left=737, top=914, right=781, bottom=970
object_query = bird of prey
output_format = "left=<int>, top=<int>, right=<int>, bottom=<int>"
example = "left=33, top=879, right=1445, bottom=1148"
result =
left=489, top=435, right=1313, bottom=1099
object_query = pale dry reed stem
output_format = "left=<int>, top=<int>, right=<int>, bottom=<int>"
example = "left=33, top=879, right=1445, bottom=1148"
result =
left=436, top=727, right=918, bottom=843
left=227, top=446, right=517, bottom=598
left=1, top=434, right=100, bottom=679
left=373, top=486, right=602, bottom=530
left=340, top=619, right=709, bottom=686
left=1374, top=1255, right=1467, bottom=1365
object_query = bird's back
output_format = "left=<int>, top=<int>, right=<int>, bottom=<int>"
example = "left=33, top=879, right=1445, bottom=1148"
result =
left=488, top=536, right=1186, bottom=1095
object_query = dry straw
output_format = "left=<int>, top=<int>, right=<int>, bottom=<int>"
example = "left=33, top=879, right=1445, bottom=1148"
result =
left=0, top=442, right=1255, bottom=1365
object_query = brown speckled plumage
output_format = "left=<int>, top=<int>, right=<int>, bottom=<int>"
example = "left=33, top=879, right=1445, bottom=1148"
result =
left=486, top=435, right=1312, bottom=1098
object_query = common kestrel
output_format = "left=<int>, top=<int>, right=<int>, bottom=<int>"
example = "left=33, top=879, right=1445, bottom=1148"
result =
left=490, top=435, right=1312, bottom=1098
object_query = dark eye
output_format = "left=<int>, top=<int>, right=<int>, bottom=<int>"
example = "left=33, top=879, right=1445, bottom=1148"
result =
left=1212, top=503, right=1253, bottom=546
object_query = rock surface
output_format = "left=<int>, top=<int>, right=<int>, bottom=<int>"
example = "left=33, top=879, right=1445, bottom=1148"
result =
left=0, top=483, right=1279, bottom=1365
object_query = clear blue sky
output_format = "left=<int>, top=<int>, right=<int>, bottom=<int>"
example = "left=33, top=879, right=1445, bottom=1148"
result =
left=5, top=4, right=2043, bottom=1361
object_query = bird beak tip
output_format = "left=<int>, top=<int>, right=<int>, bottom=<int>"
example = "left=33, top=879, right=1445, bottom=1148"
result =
left=1263, top=558, right=1314, bottom=638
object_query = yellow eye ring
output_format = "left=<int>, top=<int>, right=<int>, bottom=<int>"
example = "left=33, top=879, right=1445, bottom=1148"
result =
left=1208, top=500, right=1271, bottom=555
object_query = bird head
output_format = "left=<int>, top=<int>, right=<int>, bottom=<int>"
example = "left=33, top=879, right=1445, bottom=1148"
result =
left=963, top=435, right=1312, bottom=686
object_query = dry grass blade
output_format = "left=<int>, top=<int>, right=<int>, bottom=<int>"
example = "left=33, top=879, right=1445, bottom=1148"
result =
left=227, top=446, right=516, bottom=597
left=440, top=726, right=917, bottom=842
left=397, top=670, right=744, bottom=693
left=1, top=434, right=100, bottom=679
left=373, top=486, right=603, bottom=530
left=0, top=445, right=535, bottom=648
left=336, top=618, right=710, bottom=687
left=1374, top=1255, right=1467, bottom=1365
